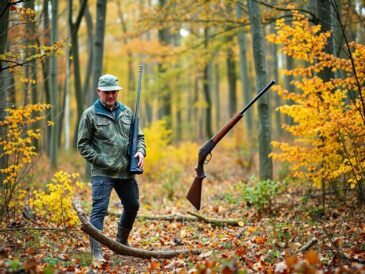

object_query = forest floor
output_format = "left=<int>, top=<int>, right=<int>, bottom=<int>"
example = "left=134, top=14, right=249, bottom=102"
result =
left=0, top=150, right=365, bottom=273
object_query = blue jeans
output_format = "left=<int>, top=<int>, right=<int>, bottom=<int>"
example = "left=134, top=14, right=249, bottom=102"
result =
left=90, top=176, right=140, bottom=231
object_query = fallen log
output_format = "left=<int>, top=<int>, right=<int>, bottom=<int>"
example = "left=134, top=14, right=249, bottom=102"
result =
left=187, top=211, right=241, bottom=226
left=110, top=211, right=241, bottom=226
left=138, top=214, right=198, bottom=222
left=72, top=199, right=201, bottom=259
left=108, top=211, right=199, bottom=222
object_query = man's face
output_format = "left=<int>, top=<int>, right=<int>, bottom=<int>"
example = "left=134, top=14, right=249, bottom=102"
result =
left=97, top=89, right=119, bottom=108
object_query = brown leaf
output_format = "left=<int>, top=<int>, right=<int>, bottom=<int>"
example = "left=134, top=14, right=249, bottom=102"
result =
left=304, top=250, right=321, bottom=265
left=285, top=255, right=299, bottom=269
left=222, top=266, right=235, bottom=274
left=61, top=244, right=68, bottom=253
left=149, top=259, right=161, bottom=270
left=23, top=257, right=37, bottom=272
left=25, top=247, right=36, bottom=255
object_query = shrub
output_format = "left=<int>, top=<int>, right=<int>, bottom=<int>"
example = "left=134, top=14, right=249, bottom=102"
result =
left=143, top=119, right=199, bottom=199
left=0, top=104, right=51, bottom=222
left=30, top=171, right=84, bottom=227
left=237, top=177, right=283, bottom=214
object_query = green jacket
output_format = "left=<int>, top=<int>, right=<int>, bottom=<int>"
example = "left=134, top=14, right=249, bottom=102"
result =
left=77, top=99, right=146, bottom=179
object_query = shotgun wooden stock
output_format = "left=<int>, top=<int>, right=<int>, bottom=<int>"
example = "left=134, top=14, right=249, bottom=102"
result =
left=186, top=80, right=276, bottom=210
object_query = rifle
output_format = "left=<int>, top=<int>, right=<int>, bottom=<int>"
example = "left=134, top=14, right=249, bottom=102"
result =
left=129, top=65, right=143, bottom=174
left=186, top=80, right=276, bottom=210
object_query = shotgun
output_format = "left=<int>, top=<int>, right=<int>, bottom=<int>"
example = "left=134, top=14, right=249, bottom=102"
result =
left=129, top=65, right=143, bottom=174
left=186, top=80, right=276, bottom=210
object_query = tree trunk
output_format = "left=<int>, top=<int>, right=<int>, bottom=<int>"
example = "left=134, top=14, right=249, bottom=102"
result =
left=236, top=4, right=254, bottom=142
left=25, top=0, right=40, bottom=149
left=284, top=55, right=295, bottom=126
left=69, top=0, right=88, bottom=149
left=226, top=45, right=237, bottom=117
left=203, top=27, right=213, bottom=138
left=40, top=0, right=51, bottom=152
left=91, top=0, right=107, bottom=102
left=214, top=63, right=221, bottom=131
left=0, top=1, right=10, bottom=186
left=116, top=1, right=135, bottom=94
left=248, top=0, right=273, bottom=180
left=85, top=0, right=107, bottom=181
left=317, top=0, right=335, bottom=81
left=193, top=76, right=200, bottom=140
left=157, top=0, right=172, bottom=128
left=269, top=10, right=282, bottom=138
left=82, top=2, right=93, bottom=106
left=49, top=0, right=59, bottom=168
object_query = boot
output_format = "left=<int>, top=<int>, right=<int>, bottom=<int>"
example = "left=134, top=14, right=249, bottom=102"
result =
left=89, top=236, right=104, bottom=261
left=116, top=224, right=132, bottom=246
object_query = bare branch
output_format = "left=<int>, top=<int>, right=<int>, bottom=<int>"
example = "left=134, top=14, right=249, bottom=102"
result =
left=72, top=198, right=201, bottom=259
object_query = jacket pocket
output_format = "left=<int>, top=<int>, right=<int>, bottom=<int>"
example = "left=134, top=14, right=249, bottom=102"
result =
left=120, top=114, right=132, bottom=138
left=95, top=116, right=114, bottom=140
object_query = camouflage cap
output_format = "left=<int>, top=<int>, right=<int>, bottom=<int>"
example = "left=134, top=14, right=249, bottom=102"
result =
left=97, top=74, right=123, bottom=91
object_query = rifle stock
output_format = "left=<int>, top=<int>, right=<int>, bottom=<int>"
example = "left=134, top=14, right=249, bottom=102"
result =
left=186, top=80, right=276, bottom=210
left=186, top=175, right=204, bottom=210
left=186, top=139, right=214, bottom=210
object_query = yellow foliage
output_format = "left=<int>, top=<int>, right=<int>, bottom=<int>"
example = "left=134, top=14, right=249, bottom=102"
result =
left=0, top=104, right=51, bottom=184
left=143, top=119, right=198, bottom=181
left=0, top=104, right=52, bottom=220
left=30, top=171, right=84, bottom=227
left=267, top=6, right=365, bottom=189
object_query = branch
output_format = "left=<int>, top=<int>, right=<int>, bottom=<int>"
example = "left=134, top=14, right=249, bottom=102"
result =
left=315, top=220, right=365, bottom=265
left=0, top=227, right=78, bottom=233
left=0, top=55, right=47, bottom=72
left=187, top=211, right=241, bottom=226
left=250, top=0, right=318, bottom=22
left=0, top=0, right=27, bottom=19
left=298, top=237, right=318, bottom=253
left=74, top=0, right=88, bottom=31
left=111, top=211, right=241, bottom=226
left=72, top=199, right=201, bottom=259
left=109, top=211, right=199, bottom=222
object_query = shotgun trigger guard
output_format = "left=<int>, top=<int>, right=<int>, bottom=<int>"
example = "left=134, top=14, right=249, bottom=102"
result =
left=204, top=153, right=212, bottom=164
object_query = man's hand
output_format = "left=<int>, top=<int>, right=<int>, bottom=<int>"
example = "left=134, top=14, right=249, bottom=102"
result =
left=135, top=152, right=144, bottom=169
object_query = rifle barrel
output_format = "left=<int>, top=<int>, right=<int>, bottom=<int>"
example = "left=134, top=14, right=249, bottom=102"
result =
left=239, top=80, right=276, bottom=115
left=212, top=80, right=276, bottom=143
left=135, top=65, right=143, bottom=118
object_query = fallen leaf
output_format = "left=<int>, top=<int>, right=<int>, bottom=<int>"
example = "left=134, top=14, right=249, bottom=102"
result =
left=285, top=255, right=299, bottom=269
left=304, top=250, right=321, bottom=265
left=275, top=261, right=287, bottom=273
left=255, top=236, right=265, bottom=244
left=199, top=251, right=212, bottom=258
left=150, top=259, right=161, bottom=270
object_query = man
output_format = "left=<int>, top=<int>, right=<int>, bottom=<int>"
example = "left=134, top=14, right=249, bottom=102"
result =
left=77, top=74, right=146, bottom=261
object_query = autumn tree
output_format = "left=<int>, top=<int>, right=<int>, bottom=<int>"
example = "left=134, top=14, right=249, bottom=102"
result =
left=268, top=7, right=365, bottom=204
